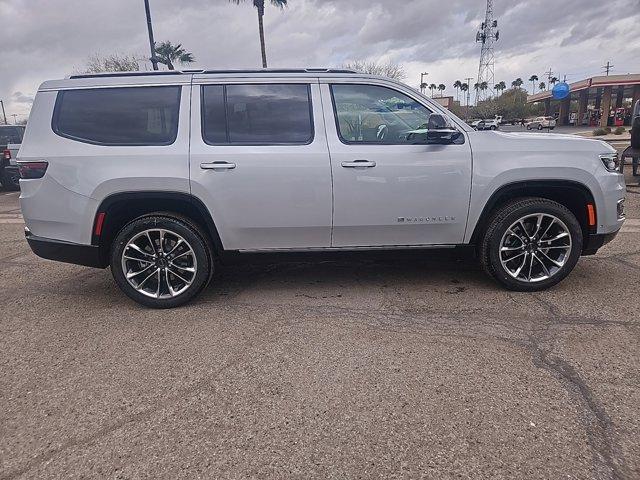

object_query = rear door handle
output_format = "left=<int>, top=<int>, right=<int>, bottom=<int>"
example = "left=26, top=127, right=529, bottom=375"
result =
left=341, top=160, right=376, bottom=168
left=200, top=161, right=236, bottom=170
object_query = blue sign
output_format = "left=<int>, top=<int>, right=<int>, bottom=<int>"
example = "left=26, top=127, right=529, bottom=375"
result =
left=552, top=82, right=570, bottom=100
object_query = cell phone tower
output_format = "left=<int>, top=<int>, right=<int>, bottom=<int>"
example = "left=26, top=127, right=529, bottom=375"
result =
left=475, top=0, right=500, bottom=104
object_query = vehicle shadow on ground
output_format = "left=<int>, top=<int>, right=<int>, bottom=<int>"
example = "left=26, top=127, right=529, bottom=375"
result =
left=195, top=248, right=493, bottom=304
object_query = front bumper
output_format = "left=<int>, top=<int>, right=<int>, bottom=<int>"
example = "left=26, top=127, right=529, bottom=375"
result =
left=25, top=228, right=106, bottom=268
left=582, top=229, right=620, bottom=256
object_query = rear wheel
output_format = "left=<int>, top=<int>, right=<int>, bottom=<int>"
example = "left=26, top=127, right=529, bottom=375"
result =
left=480, top=198, right=583, bottom=291
left=111, top=214, right=212, bottom=308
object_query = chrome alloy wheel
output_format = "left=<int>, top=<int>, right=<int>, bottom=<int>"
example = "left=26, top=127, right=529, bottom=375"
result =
left=121, top=229, right=197, bottom=299
left=499, top=213, right=572, bottom=283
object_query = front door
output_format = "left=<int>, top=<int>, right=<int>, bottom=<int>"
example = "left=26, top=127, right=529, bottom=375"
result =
left=190, top=80, right=333, bottom=251
left=321, top=82, right=472, bottom=247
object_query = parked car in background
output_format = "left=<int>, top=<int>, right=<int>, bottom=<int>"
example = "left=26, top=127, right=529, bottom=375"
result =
left=19, top=69, right=625, bottom=308
left=473, top=118, right=500, bottom=130
left=0, top=125, right=25, bottom=190
left=526, top=116, right=557, bottom=130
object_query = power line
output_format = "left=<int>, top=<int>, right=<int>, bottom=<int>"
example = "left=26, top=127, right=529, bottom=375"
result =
left=602, top=61, right=614, bottom=76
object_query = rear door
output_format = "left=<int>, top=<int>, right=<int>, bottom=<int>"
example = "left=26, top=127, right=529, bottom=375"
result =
left=321, top=80, right=472, bottom=247
left=189, top=77, right=333, bottom=251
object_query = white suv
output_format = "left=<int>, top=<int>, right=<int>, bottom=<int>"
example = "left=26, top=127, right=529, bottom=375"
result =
left=526, top=116, right=557, bottom=130
left=18, top=69, right=625, bottom=308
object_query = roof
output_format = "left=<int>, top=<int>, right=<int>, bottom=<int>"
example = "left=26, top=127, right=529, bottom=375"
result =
left=39, top=68, right=367, bottom=91
left=527, top=73, right=640, bottom=103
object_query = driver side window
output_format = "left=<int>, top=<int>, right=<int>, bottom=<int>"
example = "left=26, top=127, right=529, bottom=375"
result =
left=331, top=84, right=433, bottom=144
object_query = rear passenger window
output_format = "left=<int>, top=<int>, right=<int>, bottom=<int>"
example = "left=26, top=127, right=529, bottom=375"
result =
left=202, top=84, right=313, bottom=145
left=53, top=86, right=181, bottom=146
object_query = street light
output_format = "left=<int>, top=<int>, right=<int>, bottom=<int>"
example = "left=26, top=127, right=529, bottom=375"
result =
left=420, top=72, right=428, bottom=93
left=144, top=0, right=159, bottom=71
left=0, top=100, right=7, bottom=124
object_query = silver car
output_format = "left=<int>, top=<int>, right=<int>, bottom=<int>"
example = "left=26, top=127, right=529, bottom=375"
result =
left=18, top=69, right=625, bottom=307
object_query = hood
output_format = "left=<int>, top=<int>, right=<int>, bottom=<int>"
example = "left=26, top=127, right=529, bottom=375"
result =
left=477, top=130, right=616, bottom=154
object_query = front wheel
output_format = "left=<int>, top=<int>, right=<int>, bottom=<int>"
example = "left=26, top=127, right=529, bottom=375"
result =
left=480, top=198, right=583, bottom=291
left=537, top=124, right=543, bottom=130
left=111, top=214, right=212, bottom=308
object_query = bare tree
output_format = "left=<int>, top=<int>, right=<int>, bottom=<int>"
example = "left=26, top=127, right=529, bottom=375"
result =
left=83, top=53, right=142, bottom=73
left=342, top=61, right=406, bottom=80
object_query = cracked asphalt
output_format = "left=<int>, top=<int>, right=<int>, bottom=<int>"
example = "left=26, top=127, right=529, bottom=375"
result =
left=1, top=168, right=640, bottom=479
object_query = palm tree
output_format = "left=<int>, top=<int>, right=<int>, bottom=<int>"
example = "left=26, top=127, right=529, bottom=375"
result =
left=529, top=74, right=539, bottom=94
left=230, top=0, right=287, bottom=68
left=453, top=80, right=462, bottom=101
left=494, top=81, right=506, bottom=96
left=549, top=76, right=559, bottom=86
left=512, top=77, right=523, bottom=89
left=429, top=83, right=437, bottom=98
left=437, top=84, right=446, bottom=97
left=420, top=82, right=428, bottom=94
left=538, top=81, right=546, bottom=91
left=154, top=41, right=194, bottom=70
left=460, top=83, right=469, bottom=105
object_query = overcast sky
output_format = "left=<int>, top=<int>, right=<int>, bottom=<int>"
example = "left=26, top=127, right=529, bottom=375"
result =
left=1, top=0, right=639, bottom=119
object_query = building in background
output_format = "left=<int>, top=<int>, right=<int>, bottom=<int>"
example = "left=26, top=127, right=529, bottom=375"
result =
left=527, top=73, right=640, bottom=127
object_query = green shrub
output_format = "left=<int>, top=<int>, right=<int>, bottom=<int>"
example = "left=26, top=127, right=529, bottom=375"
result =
left=604, top=126, right=612, bottom=134
left=592, top=128, right=607, bottom=136
left=613, top=126, right=625, bottom=135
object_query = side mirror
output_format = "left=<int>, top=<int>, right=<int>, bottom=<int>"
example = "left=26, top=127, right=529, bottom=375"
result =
left=426, top=113, right=460, bottom=144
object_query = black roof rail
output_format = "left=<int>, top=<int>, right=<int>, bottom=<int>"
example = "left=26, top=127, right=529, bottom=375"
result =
left=200, top=68, right=358, bottom=75
left=68, top=68, right=358, bottom=80
left=69, top=71, right=186, bottom=79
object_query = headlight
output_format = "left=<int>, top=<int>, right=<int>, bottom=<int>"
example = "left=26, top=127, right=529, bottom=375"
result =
left=600, top=153, right=620, bottom=172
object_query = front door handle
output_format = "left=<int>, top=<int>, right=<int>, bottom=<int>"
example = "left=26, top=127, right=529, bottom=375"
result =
left=341, top=160, right=376, bottom=168
left=200, top=161, right=236, bottom=170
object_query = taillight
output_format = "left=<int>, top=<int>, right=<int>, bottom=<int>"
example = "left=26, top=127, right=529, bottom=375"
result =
left=2, top=149, right=10, bottom=161
left=18, top=161, right=49, bottom=179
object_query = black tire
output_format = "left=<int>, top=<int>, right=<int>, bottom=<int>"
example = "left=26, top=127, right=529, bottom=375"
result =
left=490, top=125, right=497, bottom=130
left=111, top=214, right=212, bottom=308
left=526, top=125, right=532, bottom=130
left=0, top=168, right=20, bottom=191
left=537, top=124, right=543, bottom=130
left=480, top=197, right=583, bottom=291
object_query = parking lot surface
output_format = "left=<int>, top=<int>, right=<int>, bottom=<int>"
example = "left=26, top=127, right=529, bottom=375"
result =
left=1, top=166, right=640, bottom=479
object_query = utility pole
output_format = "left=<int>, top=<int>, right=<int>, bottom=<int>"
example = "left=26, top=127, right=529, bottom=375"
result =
left=0, top=100, right=7, bottom=124
left=420, top=72, right=428, bottom=93
left=545, top=68, right=554, bottom=87
left=465, top=76, right=473, bottom=120
left=144, top=0, right=159, bottom=71
left=602, top=61, right=613, bottom=76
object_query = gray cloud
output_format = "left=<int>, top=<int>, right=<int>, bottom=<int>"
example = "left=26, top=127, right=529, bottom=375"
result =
left=11, top=92, right=34, bottom=104
left=0, top=0, right=638, bottom=117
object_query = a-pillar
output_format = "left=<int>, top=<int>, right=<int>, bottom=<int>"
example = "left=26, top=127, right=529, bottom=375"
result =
left=577, top=90, right=588, bottom=126
left=558, top=97, right=570, bottom=126
left=600, top=87, right=612, bottom=128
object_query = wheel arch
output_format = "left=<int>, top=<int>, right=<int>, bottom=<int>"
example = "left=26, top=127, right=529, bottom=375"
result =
left=92, top=191, right=223, bottom=265
left=468, top=180, right=596, bottom=247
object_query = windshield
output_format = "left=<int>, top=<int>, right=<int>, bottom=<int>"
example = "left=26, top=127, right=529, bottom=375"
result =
left=0, top=126, right=25, bottom=145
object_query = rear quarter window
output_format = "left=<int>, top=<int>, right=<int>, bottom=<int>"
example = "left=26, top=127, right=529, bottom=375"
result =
left=52, top=86, right=181, bottom=146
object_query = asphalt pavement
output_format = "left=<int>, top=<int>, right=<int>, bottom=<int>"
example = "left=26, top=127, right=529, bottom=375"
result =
left=1, top=162, right=639, bottom=479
